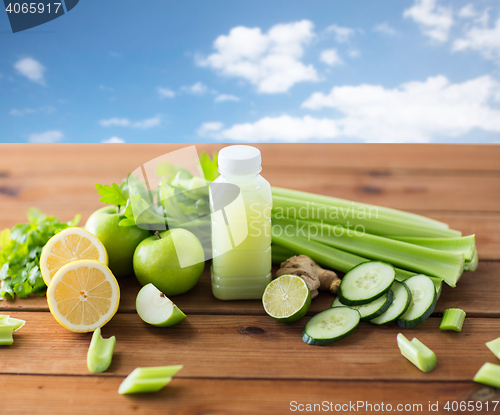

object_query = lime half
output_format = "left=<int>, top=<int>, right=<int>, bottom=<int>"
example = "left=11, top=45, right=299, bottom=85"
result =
left=262, top=274, right=311, bottom=323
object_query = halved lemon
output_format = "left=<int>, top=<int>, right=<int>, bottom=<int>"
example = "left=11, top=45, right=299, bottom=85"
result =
left=47, top=260, right=120, bottom=333
left=262, top=274, right=311, bottom=323
left=40, top=227, right=108, bottom=286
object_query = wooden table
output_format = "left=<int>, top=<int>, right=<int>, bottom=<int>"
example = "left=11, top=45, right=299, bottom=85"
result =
left=1, top=144, right=500, bottom=414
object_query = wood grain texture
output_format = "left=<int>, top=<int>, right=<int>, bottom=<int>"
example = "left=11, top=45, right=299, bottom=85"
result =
left=2, top=261, right=499, bottom=316
left=0, top=312, right=497, bottom=381
left=3, top=375, right=497, bottom=415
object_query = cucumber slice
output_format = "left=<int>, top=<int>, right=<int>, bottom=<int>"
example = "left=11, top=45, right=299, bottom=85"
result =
left=396, top=274, right=436, bottom=328
left=332, top=290, right=393, bottom=322
left=370, top=281, right=411, bottom=325
left=302, top=307, right=360, bottom=346
left=338, top=261, right=395, bottom=306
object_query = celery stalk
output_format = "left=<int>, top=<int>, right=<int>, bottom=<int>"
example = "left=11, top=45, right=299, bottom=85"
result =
left=439, top=308, right=466, bottom=332
left=474, top=363, right=500, bottom=388
left=397, top=333, right=437, bottom=373
left=272, top=195, right=461, bottom=238
left=118, top=365, right=183, bottom=394
left=272, top=187, right=450, bottom=229
left=0, top=325, right=14, bottom=346
left=486, top=337, right=500, bottom=360
left=271, top=232, right=415, bottom=281
left=392, top=236, right=475, bottom=262
left=271, top=244, right=295, bottom=264
left=0, top=315, right=25, bottom=331
left=273, top=218, right=464, bottom=287
left=87, top=327, right=116, bottom=373
left=464, top=248, right=478, bottom=272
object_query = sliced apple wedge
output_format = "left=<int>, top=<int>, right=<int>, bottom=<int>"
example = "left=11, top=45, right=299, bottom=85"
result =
left=136, top=283, right=186, bottom=327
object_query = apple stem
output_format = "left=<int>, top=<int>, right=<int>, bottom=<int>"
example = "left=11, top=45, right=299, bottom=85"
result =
left=117, top=205, right=120, bottom=214
left=154, top=231, right=161, bottom=239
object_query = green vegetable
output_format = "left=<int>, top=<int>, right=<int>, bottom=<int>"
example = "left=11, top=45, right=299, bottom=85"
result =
left=302, top=307, right=360, bottom=346
left=439, top=308, right=466, bottom=332
left=87, top=327, right=116, bottom=373
left=485, top=337, right=500, bottom=360
left=0, top=325, right=14, bottom=346
left=272, top=193, right=461, bottom=238
left=271, top=233, right=415, bottom=282
left=397, top=333, right=437, bottom=372
left=474, top=363, right=500, bottom=388
left=0, top=209, right=81, bottom=300
left=391, top=235, right=475, bottom=262
left=464, top=248, right=478, bottom=272
left=272, top=187, right=451, bottom=231
left=271, top=244, right=294, bottom=264
left=274, top=218, right=464, bottom=287
left=0, top=315, right=26, bottom=331
left=95, top=182, right=128, bottom=207
left=396, top=275, right=436, bottom=328
left=118, top=365, right=183, bottom=394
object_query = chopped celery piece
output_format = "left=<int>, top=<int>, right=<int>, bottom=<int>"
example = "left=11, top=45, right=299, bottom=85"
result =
left=0, top=316, right=26, bottom=331
left=271, top=231, right=414, bottom=281
left=272, top=194, right=461, bottom=238
left=271, top=244, right=295, bottom=264
left=474, top=363, right=500, bottom=388
left=87, top=327, right=116, bottom=373
left=118, top=365, right=183, bottom=394
left=440, top=308, right=466, bottom=332
left=273, top=218, right=464, bottom=287
left=397, top=333, right=437, bottom=373
left=486, top=337, right=500, bottom=360
left=0, top=325, right=14, bottom=346
left=393, top=235, right=475, bottom=262
left=271, top=187, right=451, bottom=230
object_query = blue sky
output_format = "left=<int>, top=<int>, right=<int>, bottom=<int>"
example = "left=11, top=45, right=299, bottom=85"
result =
left=1, top=0, right=500, bottom=143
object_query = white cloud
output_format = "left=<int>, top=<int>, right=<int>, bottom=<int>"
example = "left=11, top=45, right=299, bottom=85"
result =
left=28, top=130, right=63, bottom=143
left=10, top=106, right=55, bottom=116
left=99, top=85, right=113, bottom=92
left=197, top=20, right=319, bottom=93
left=102, top=137, right=125, bottom=143
left=320, top=49, right=343, bottom=67
left=100, top=116, right=161, bottom=128
left=198, top=116, right=340, bottom=142
left=200, top=75, right=500, bottom=143
left=197, top=122, right=225, bottom=137
left=374, top=22, right=397, bottom=36
left=326, top=24, right=355, bottom=43
left=158, top=87, right=175, bottom=98
left=348, top=50, right=361, bottom=58
left=14, top=57, right=46, bottom=85
left=404, top=0, right=453, bottom=42
left=214, top=94, right=240, bottom=103
left=458, top=4, right=477, bottom=19
left=181, top=82, right=208, bottom=95
left=453, top=17, right=500, bottom=62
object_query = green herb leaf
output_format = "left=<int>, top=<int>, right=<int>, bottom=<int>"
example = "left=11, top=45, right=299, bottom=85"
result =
left=0, top=209, right=80, bottom=300
left=95, top=183, right=128, bottom=207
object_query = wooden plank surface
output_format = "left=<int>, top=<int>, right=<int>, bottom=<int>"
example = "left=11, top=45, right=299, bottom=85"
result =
left=1, top=313, right=498, bottom=381
left=1, top=144, right=499, bottom=414
left=3, top=376, right=497, bottom=415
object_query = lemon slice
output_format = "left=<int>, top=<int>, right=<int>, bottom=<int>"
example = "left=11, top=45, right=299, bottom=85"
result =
left=40, top=227, right=108, bottom=286
left=262, top=274, right=311, bottom=323
left=47, top=260, right=120, bottom=333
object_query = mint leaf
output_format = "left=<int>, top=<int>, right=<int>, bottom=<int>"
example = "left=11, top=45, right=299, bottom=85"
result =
left=95, top=183, right=128, bottom=207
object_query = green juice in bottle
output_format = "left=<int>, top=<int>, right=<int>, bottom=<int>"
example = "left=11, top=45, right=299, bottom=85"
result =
left=209, top=145, right=272, bottom=300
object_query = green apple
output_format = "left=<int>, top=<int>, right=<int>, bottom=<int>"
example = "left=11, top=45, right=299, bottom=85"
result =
left=136, top=283, right=186, bottom=326
left=133, top=228, right=204, bottom=296
left=85, top=206, right=150, bottom=277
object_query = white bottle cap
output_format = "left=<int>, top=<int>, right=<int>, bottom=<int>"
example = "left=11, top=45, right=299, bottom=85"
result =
left=218, top=145, right=262, bottom=175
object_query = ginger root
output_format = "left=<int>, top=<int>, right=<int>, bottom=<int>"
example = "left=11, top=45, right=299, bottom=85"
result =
left=276, top=255, right=341, bottom=299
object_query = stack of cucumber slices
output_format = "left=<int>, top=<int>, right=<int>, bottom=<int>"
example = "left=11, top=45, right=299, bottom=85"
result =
left=303, top=261, right=437, bottom=346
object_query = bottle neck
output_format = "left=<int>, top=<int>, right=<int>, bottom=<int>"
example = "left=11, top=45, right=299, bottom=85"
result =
left=218, top=171, right=260, bottom=183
